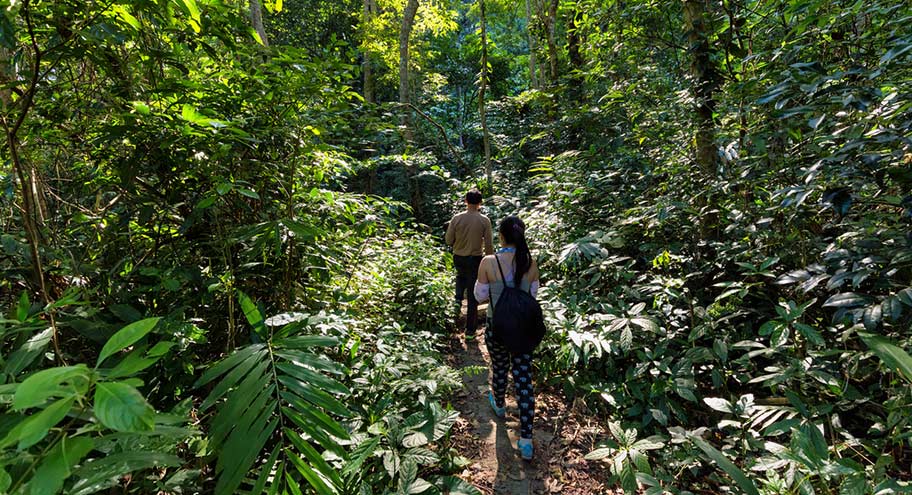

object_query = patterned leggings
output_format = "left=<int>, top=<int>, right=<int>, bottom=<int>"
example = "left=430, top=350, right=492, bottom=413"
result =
left=485, top=325, right=535, bottom=439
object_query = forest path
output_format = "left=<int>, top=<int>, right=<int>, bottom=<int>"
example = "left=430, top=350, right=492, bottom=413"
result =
left=449, top=303, right=615, bottom=494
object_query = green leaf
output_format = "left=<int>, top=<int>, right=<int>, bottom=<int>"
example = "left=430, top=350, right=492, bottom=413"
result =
left=0, top=10, right=15, bottom=50
left=29, top=436, right=94, bottom=495
left=436, top=476, right=481, bottom=495
left=896, top=288, right=912, bottom=306
left=249, top=444, right=282, bottom=495
left=238, top=291, right=266, bottom=337
left=619, top=463, right=637, bottom=493
left=398, top=458, right=418, bottom=492
left=94, top=382, right=155, bottom=432
left=404, top=447, right=439, bottom=465
left=13, top=365, right=90, bottom=410
left=633, top=436, right=666, bottom=450
left=5, top=327, right=54, bottom=376
left=2, top=397, right=75, bottom=450
left=880, top=42, right=912, bottom=65
left=278, top=335, right=340, bottom=349
left=794, top=322, right=825, bottom=347
left=69, top=452, right=182, bottom=495
left=286, top=449, right=337, bottom=495
left=237, top=188, right=260, bottom=199
left=284, top=429, right=342, bottom=490
left=862, top=304, right=883, bottom=331
left=630, top=317, right=659, bottom=332
left=343, top=437, right=380, bottom=476
left=112, top=5, right=141, bottom=30
left=174, top=0, right=202, bottom=33
left=194, top=344, right=264, bottom=388
left=703, top=397, right=734, bottom=414
left=584, top=447, right=615, bottom=460
left=822, top=292, right=868, bottom=308
left=97, top=318, right=160, bottom=366
left=216, top=182, right=232, bottom=195
left=195, top=195, right=217, bottom=210
left=859, top=332, right=912, bottom=383
left=131, top=101, right=151, bottom=115
left=758, top=320, right=782, bottom=336
left=181, top=104, right=213, bottom=125
left=0, top=467, right=10, bottom=493
left=689, top=435, right=760, bottom=495
left=17, top=291, right=30, bottom=321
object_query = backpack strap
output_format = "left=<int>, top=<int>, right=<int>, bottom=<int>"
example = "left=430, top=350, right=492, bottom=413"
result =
left=493, top=254, right=513, bottom=288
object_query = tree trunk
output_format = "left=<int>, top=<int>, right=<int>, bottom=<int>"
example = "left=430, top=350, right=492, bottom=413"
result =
left=525, top=0, right=538, bottom=89
left=0, top=47, right=11, bottom=107
left=479, top=0, right=493, bottom=189
left=567, top=3, right=584, bottom=101
left=399, top=0, right=421, bottom=216
left=546, top=0, right=559, bottom=84
left=683, top=0, right=718, bottom=176
left=362, top=0, right=375, bottom=103
left=250, top=0, right=269, bottom=46
left=399, top=0, right=419, bottom=142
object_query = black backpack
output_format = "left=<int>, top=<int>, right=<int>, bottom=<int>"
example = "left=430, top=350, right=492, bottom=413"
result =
left=491, top=254, right=546, bottom=354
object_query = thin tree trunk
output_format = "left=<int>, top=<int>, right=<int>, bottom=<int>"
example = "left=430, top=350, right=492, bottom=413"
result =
left=399, top=0, right=421, bottom=216
left=0, top=47, right=11, bottom=107
left=546, top=0, right=559, bottom=84
left=567, top=2, right=584, bottom=101
left=683, top=0, right=717, bottom=176
left=362, top=0, right=375, bottom=103
left=250, top=0, right=269, bottom=46
left=1, top=1, right=64, bottom=363
left=479, top=0, right=492, bottom=189
left=525, top=0, right=538, bottom=89
left=399, top=0, right=419, bottom=142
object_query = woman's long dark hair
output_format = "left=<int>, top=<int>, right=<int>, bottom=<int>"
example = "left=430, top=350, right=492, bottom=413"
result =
left=499, top=216, right=531, bottom=282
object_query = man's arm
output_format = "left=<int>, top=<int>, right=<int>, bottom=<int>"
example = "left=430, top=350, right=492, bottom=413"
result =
left=445, top=217, right=456, bottom=246
left=483, top=218, right=495, bottom=255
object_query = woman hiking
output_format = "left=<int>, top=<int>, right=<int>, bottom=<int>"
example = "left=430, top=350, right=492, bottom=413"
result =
left=473, top=215, right=541, bottom=460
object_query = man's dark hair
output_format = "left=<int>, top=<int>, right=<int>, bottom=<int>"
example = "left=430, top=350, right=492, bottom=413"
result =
left=465, top=189, right=483, bottom=205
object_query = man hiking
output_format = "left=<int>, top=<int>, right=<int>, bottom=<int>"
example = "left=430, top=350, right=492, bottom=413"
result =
left=445, top=189, right=495, bottom=340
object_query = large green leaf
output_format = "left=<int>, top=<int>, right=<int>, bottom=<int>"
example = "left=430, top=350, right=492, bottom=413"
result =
left=859, top=332, right=912, bottom=383
left=97, top=317, right=161, bottom=366
left=1, top=397, right=75, bottom=450
left=689, top=435, right=760, bottom=495
left=28, top=436, right=94, bottom=495
left=436, top=476, right=481, bottom=495
left=238, top=291, right=267, bottom=338
left=93, top=382, right=155, bottom=432
left=4, top=327, right=54, bottom=376
left=198, top=338, right=351, bottom=495
left=69, top=452, right=182, bottom=495
left=12, top=365, right=90, bottom=410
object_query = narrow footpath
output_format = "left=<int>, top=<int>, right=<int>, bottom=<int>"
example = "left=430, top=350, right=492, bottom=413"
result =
left=449, top=304, right=617, bottom=494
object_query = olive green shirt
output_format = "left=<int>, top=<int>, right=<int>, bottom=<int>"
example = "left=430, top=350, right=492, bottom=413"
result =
left=445, top=210, right=495, bottom=257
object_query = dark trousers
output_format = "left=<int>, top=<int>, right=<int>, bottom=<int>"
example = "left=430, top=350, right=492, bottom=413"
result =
left=453, top=254, right=483, bottom=333
left=485, top=325, right=535, bottom=439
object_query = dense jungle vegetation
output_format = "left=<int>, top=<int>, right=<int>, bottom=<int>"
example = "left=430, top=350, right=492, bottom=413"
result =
left=1, top=0, right=911, bottom=493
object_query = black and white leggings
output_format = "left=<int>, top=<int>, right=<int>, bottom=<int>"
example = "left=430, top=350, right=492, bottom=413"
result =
left=485, top=326, right=535, bottom=439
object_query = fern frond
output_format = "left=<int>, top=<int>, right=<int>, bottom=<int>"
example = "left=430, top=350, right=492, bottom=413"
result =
left=196, top=303, right=352, bottom=495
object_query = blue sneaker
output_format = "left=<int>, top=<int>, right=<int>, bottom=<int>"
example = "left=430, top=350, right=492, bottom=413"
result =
left=517, top=439, right=533, bottom=461
left=487, top=392, right=505, bottom=418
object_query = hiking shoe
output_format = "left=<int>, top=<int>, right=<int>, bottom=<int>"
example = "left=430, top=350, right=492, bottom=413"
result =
left=517, top=439, right=533, bottom=461
left=487, top=392, right=505, bottom=418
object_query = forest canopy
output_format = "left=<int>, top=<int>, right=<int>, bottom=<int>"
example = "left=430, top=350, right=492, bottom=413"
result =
left=1, top=0, right=911, bottom=493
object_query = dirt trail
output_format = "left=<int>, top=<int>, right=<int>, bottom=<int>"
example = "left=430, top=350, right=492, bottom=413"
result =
left=449, top=304, right=617, bottom=495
